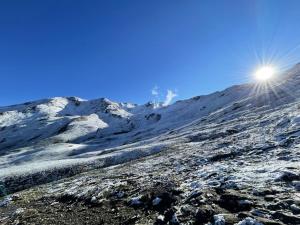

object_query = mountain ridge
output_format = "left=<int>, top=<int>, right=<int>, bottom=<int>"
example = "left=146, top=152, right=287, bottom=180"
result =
left=0, top=63, right=299, bottom=188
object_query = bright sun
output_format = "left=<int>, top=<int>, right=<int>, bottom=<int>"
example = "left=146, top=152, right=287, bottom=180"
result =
left=254, top=66, right=276, bottom=81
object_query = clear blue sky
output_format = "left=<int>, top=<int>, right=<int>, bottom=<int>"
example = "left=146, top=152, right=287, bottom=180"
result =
left=1, top=0, right=300, bottom=106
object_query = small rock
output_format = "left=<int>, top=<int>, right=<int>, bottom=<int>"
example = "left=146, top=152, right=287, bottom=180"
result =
left=14, top=208, right=24, bottom=215
left=0, top=196, right=12, bottom=207
left=278, top=137, right=295, bottom=147
left=11, top=193, right=21, bottom=201
left=277, top=156, right=292, bottom=161
left=221, top=180, right=240, bottom=189
left=218, top=190, right=253, bottom=212
left=264, top=195, right=275, bottom=201
left=152, top=197, right=162, bottom=206
left=213, top=214, right=225, bottom=225
left=267, top=201, right=289, bottom=211
left=185, top=191, right=202, bottom=203
left=292, top=181, right=300, bottom=191
left=130, top=196, right=142, bottom=206
left=239, top=200, right=254, bottom=208
left=90, top=196, right=97, bottom=204
left=154, top=215, right=165, bottom=225
left=252, top=188, right=278, bottom=197
left=272, top=211, right=300, bottom=224
left=170, top=213, right=179, bottom=225
left=116, top=191, right=125, bottom=198
left=256, top=217, right=284, bottom=225
left=236, top=217, right=263, bottom=225
left=250, top=208, right=271, bottom=218
left=157, top=215, right=165, bottom=221
left=195, top=205, right=214, bottom=224
left=219, top=213, right=239, bottom=224
left=179, top=204, right=195, bottom=217
left=50, top=201, right=59, bottom=206
left=152, top=192, right=176, bottom=211
left=291, top=204, right=300, bottom=214
left=164, top=209, right=177, bottom=223
left=123, top=215, right=140, bottom=224
left=275, top=171, right=300, bottom=182
left=207, top=180, right=221, bottom=187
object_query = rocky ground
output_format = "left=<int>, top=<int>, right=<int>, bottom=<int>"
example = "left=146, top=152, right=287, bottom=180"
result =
left=1, top=106, right=300, bottom=224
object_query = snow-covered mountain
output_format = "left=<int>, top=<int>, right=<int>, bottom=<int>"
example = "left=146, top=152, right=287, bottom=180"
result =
left=0, top=64, right=300, bottom=224
left=0, top=64, right=300, bottom=180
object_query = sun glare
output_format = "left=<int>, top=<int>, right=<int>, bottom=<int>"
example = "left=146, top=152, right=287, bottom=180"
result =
left=254, top=66, right=276, bottom=81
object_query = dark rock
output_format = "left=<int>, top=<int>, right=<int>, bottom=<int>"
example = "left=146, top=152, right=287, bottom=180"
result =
left=184, top=191, right=202, bottom=203
left=291, top=204, right=300, bottom=214
left=277, top=156, right=293, bottom=161
left=151, top=192, right=176, bottom=212
left=251, top=208, right=272, bottom=218
left=164, top=208, right=177, bottom=223
left=145, top=113, right=161, bottom=122
left=218, top=190, right=254, bottom=212
left=219, top=213, right=239, bottom=224
left=57, top=193, right=78, bottom=204
left=253, top=188, right=279, bottom=197
left=210, top=151, right=238, bottom=162
left=226, top=129, right=239, bottom=135
left=154, top=215, right=165, bottom=225
left=292, top=181, right=300, bottom=191
left=256, top=217, right=285, bottom=225
left=192, top=96, right=201, bottom=100
left=232, top=102, right=242, bottom=110
left=179, top=204, right=196, bottom=217
left=272, top=211, right=300, bottom=224
left=194, top=205, right=214, bottom=224
left=123, top=215, right=140, bottom=225
left=11, top=193, right=21, bottom=201
left=264, top=195, right=276, bottom=201
left=267, top=202, right=289, bottom=211
left=275, top=171, right=300, bottom=182
left=279, top=137, right=296, bottom=147
left=276, top=150, right=292, bottom=156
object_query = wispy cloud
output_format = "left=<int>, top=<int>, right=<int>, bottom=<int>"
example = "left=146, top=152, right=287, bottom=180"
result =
left=151, top=85, right=159, bottom=96
left=150, top=86, right=178, bottom=106
left=163, top=89, right=177, bottom=106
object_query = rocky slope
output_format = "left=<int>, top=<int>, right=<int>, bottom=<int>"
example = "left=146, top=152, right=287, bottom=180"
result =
left=0, top=64, right=300, bottom=224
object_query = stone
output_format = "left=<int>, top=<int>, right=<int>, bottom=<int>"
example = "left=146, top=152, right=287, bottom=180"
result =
left=272, top=211, right=300, bottom=224
left=292, top=181, right=300, bottom=191
left=218, top=190, right=253, bottom=212
left=275, top=171, right=300, bottom=182
left=194, top=205, right=214, bottom=224
left=213, top=214, right=225, bottom=225
left=291, top=204, right=300, bottom=214
left=264, top=195, right=275, bottom=201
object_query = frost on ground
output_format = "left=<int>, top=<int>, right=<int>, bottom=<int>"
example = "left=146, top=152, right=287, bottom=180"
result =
left=0, top=64, right=300, bottom=224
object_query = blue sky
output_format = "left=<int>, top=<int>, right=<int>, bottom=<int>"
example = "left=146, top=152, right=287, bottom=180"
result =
left=1, top=0, right=300, bottom=106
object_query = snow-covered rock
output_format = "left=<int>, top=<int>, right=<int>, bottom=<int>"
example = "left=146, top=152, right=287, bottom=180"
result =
left=236, top=217, right=263, bottom=225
